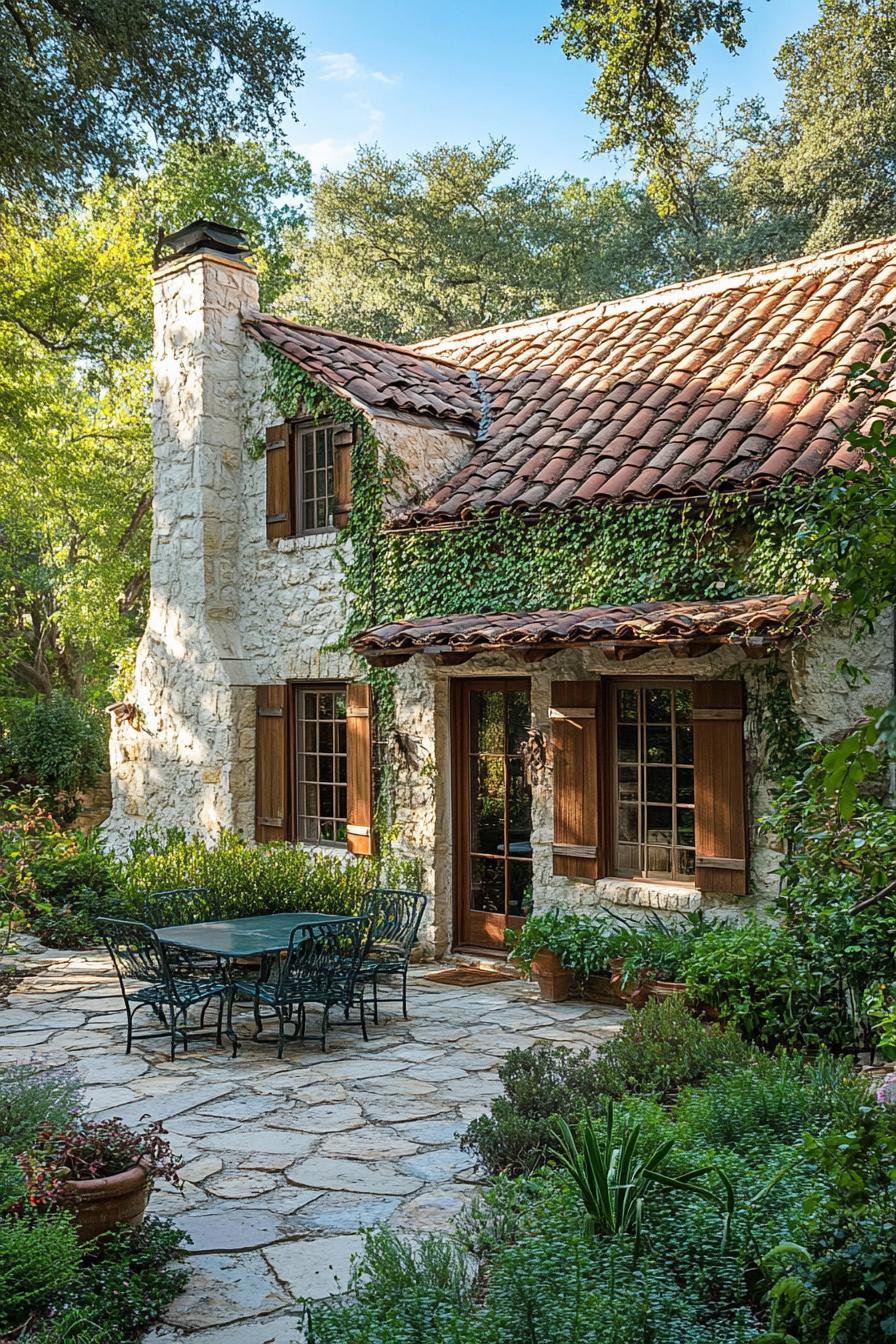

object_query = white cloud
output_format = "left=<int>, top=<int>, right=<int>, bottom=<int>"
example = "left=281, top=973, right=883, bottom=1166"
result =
left=316, top=51, right=398, bottom=86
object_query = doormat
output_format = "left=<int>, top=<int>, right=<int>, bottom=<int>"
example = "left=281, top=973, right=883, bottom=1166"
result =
left=425, top=966, right=516, bottom=987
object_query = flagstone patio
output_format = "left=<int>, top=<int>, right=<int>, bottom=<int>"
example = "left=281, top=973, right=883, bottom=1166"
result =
left=0, top=949, right=624, bottom=1342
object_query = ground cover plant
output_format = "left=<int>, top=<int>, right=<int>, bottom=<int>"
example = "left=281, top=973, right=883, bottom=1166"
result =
left=0, top=1063, right=189, bottom=1340
left=305, top=1001, right=896, bottom=1344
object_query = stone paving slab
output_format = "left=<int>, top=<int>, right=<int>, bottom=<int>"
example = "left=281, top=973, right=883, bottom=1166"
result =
left=5, top=950, right=623, bottom=1338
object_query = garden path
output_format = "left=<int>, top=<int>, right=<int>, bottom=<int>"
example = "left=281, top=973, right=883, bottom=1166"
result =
left=0, top=949, right=624, bottom=1342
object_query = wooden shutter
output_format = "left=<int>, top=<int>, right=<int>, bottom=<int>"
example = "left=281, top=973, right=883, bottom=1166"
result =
left=265, top=423, right=293, bottom=539
left=255, top=685, right=289, bottom=842
left=332, top=423, right=354, bottom=530
left=693, top=680, right=747, bottom=895
left=346, top=682, right=374, bottom=855
left=550, top=681, right=603, bottom=880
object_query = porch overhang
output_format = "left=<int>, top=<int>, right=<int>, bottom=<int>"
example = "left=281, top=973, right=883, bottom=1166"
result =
left=351, top=594, right=819, bottom=667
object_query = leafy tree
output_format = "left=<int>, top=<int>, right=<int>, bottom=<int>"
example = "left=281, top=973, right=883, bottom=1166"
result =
left=735, top=0, right=896, bottom=252
left=540, top=1, right=753, bottom=186
left=0, top=139, right=309, bottom=700
left=284, top=139, right=671, bottom=343
left=0, top=0, right=304, bottom=202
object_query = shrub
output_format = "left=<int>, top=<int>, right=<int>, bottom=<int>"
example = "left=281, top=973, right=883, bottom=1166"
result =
left=29, top=1217, right=189, bottom=1342
left=675, top=1053, right=859, bottom=1152
left=120, top=828, right=422, bottom=923
left=0, top=1211, right=83, bottom=1334
left=682, top=916, right=847, bottom=1049
left=0, top=800, right=122, bottom=948
left=0, top=694, right=106, bottom=820
left=0, top=1062, right=81, bottom=1154
left=462, top=997, right=753, bottom=1174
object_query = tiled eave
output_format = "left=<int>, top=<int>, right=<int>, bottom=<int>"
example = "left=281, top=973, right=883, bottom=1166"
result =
left=352, top=594, right=818, bottom=667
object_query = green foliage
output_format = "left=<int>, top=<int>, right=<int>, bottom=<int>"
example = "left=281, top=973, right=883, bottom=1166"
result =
left=377, top=486, right=814, bottom=627
left=121, top=827, right=421, bottom=923
left=0, top=0, right=304, bottom=201
left=285, top=139, right=670, bottom=344
left=504, top=907, right=625, bottom=978
left=0, top=800, right=122, bottom=948
left=0, top=694, right=106, bottom=817
left=0, top=1210, right=83, bottom=1334
left=0, top=138, right=309, bottom=704
left=540, top=1, right=750, bottom=191
left=682, top=917, right=849, bottom=1050
left=552, top=1103, right=727, bottom=1254
left=26, top=1217, right=190, bottom=1343
left=0, top=1062, right=81, bottom=1155
left=462, top=997, right=753, bottom=1174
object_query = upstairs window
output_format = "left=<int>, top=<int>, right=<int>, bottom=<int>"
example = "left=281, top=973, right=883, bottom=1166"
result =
left=297, top=425, right=335, bottom=533
left=264, top=418, right=353, bottom=540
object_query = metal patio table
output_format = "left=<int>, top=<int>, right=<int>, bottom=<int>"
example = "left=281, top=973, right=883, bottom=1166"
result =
left=156, top=911, right=353, bottom=1053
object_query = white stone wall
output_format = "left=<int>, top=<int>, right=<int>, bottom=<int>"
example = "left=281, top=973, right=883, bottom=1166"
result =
left=105, top=247, right=894, bottom=953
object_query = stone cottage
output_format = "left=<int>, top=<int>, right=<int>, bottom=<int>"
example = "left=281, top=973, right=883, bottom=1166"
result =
left=105, top=220, right=895, bottom=955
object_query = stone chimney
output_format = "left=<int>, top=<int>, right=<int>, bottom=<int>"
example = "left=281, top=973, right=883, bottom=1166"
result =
left=104, top=220, right=261, bottom=846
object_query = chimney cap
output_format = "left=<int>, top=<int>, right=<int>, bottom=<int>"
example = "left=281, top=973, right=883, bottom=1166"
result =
left=156, top=219, right=253, bottom=266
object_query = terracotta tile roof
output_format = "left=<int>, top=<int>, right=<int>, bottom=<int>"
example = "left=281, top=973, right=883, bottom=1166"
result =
left=352, top=594, right=816, bottom=663
left=244, top=315, right=480, bottom=430
left=391, top=236, right=896, bottom=525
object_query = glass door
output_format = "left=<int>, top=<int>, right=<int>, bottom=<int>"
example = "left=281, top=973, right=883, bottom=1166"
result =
left=453, top=679, right=532, bottom=951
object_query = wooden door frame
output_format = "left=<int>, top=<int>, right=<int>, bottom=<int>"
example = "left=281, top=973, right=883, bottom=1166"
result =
left=450, top=676, right=532, bottom=954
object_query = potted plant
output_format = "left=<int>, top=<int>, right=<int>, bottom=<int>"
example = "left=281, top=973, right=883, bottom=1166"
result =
left=18, top=1117, right=182, bottom=1242
left=505, top=910, right=583, bottom=1001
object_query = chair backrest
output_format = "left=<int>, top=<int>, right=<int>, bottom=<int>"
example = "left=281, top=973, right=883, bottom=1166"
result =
left=361, top=888, right=427, bottom=956
left=98, top=917, right=173, bottom=991
left=143, top=886, right=216, bottom=929
left=277, top=917, right=372, bottom=1005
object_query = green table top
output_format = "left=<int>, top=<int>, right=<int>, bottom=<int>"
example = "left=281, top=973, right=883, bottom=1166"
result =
left=156, top=911, right=351, bottom=958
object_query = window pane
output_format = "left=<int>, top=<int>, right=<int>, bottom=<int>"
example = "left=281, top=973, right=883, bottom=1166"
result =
left=675, top=689, right=693, bottom=721
left=647, top=845, right=673, bottom=874
left=676, top=808, right=695, bottom=847
left=506, top=691, right=530, bottom=755
left=677, top=768, right=694, bottom=804
left=618, top=804, right=639, bottom=842
left=470, top=857, right=504, bottom=913
left=507, top=757, right=532, bottom=845
left=646, top=688, right=671, bottom=722
left=617, top=724, right=638, bottom=762
left=618, top=765, right=638, bottom=800
left=677, top=848, right=696, bottom=875
left=471, top=756, right=505, bottom=855
left=472, top=691, right=504, bottom=755
left=645, top=766, right=673, bottom=803
left=618, top=688, right=638, bottom=722
left=646, top=805, right=673, bottom=839
left=676, top=725, right=694, bottom=764
left=507, top=862, right=533, bottom=917
left=646, top=725, right=673, bottom=763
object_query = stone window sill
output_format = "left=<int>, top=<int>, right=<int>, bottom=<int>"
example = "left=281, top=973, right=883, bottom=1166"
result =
left=592, top=876, right=703, bottom=912
left=275, top=532, right=338, bottom=554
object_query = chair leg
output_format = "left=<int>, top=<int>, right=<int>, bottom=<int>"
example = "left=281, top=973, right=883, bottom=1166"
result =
left=215, top=995, right=223, bottom=1046
left=372, top=973, right=380, bottom=1026
left=321, top=1005, right=330, bottom=1053
left=169, top=1010, right=177, bottom=1062
left=125, top=1002, right=134, bottom=1055
left=227, top=989, right=239, bottom=1059
left=276, top=1007, right=285, bottom=1060
left=402, top=966, right=409, bottom=1019
left=359, top=990, right=368, bottom=1043
left=253, top=995, right=264, bottom=1038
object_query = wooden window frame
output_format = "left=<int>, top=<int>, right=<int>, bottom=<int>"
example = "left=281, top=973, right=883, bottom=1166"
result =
left=292, top=680, right=349, bottom=848
left=607, top=677, right=696, bottom=886
left=294, top=420, right=337, bottom=536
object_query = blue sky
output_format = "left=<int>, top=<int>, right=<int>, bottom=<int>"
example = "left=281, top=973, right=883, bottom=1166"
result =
left=269, top=0, right=821, bottom=179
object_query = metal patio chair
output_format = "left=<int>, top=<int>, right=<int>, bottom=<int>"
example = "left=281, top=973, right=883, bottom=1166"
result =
left=99, top=917, right=228, bottom=1061
left=227, top=916, right=372, bottom=1056
left=351, top=888, right=428, bottom=1023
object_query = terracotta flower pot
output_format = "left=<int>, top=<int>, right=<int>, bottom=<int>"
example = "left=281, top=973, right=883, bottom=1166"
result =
left=59, top=1161, right=151, bottom=1243
left=530, top=948, right=574, bottom=1003
left=583, top=972, right=626, bottom=1005
left=608, top=956, right=626, bottom=996
left=650, top=980, right=689, bottom=1002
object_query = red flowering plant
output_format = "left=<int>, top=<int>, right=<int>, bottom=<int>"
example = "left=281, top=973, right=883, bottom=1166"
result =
left=13, top=1118, right=182, bottom=1211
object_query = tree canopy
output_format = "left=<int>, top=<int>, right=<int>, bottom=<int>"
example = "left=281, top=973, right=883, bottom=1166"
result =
left=0, top=140, right=309, bottom=700
left=0, top=0, right=304, bottom=202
